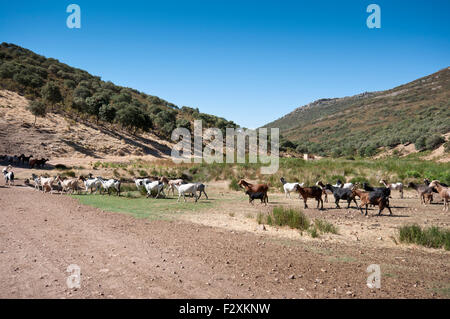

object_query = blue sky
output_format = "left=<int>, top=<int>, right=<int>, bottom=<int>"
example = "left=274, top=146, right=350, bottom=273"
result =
left=1, top=1, right=449, bottom=128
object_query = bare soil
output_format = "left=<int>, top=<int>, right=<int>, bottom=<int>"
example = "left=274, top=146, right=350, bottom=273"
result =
left=0, top=180, right=449, bottom=299
left=0, top=90, right=173, bottom=160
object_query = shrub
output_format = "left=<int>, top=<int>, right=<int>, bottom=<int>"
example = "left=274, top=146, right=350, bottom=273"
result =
left=138, top=170, right=147, bottom=177
left=26, top=100, right=47, bottom=125
left=444, top=141, right=450, bottom=153
left=261, top=206, right=310, bottom=231
left=229, top=177, right=241, bottom=191
left=41, top=82, right=62, bottom=107
left=425, top=135, right=445, bottom=150
left=98, top=104, right=116, bottom=123
left=414, top=136, right=426, bottom=151
left=314, top=219, right=338, bottom=234
left=399, top=224, right=450, bottom=250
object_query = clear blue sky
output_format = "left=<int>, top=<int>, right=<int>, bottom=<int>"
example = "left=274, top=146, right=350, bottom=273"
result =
left=1, top=1, right=449, bottom=128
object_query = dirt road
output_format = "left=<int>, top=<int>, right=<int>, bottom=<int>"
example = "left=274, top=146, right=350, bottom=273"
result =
left=0, top=185, right=448, bottom=298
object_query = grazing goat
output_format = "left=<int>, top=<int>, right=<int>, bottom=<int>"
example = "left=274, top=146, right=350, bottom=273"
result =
left=295, top=185, right=323, bottom=210
left=245, top=190, right=266, bottom=205
left=280, top=177, right=303, bottom=198
left=428, top=180, right=450, bottom=212
left=98, top=177, right=121, bottom=196
left=238, top=179, right=269, bottom=203
left=380, top=179, right=404, bottom=199
left=2, top=166, right=14, bottom=186
left=352, top=189, right=392, bottom=216
left=144, top=181, right=166, bottom=198
left=407, top=182, right=433, bottom=205
left=324, top=184, right=358, bottom=209
left=175, top=183, right=199, bottom=202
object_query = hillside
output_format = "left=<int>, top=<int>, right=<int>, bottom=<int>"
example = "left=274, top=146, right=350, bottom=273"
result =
left=264, top=68, right=450, bottom=158
left=0, top=43, right=238, bottom=147
left=0, top=89, right=174, bottom=160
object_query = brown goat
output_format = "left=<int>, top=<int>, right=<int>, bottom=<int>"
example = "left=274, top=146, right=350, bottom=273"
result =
left=295, top=185, right=323, bottom=210
left=238, top=179, right=269, bottom=203
left=352, top=189, right=392, bottom=216
left=428, top=180, right=450, bottom=212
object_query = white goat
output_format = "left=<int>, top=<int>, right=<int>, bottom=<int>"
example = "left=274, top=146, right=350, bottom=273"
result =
left=81, top=176, right=102, bottom=194
left=336, top=180, right=354, bottom=189
left=175, top=183, right=198, bottom=202
left=2, top=166, right=14, bottom=186
left=98, top=177, right=121, bottom=196
left=135, top=178, right=151, bottom=190
left=380, top=179, right=404, bottom=199
left=31, top=173, right=41, bottom=190
left=40, top=176, right=58, bottom=193
left=144, top=180, right=166, bottom=198
left=280, top=177, right=304, bottom=198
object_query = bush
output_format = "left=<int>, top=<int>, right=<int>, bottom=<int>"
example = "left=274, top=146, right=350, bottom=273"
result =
left=415, top=136, right=426, bottom=151
left=314, top=219, right=338, bottom=234
left=444, top=141, right=450, bottom=153
left=229, top=177, right=240, bottom=191
left=41, top=82, right=62, bottom=107
left=98, top=104, right=116, bottom=123
left=425, top=135, right=445, bottom=150
left=26, top=100, right=47, bottom=125
left=116, top=105, right=152, bottom=133
left=399, top=224, right=450, bottom=250
left=260, top=206, right=310, bottom=231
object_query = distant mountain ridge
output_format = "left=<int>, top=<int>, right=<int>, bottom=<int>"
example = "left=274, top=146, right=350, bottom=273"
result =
left=264, top=67, right=450, bottom=157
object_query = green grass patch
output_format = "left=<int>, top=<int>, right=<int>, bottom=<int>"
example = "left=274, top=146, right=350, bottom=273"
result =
left=399, top=224, right=450, bottom=250
left=257, top=206, right=310, bottom=231
left=314, top=219, right=339, bottom=234
left=71, top=194, right=214, bottom=220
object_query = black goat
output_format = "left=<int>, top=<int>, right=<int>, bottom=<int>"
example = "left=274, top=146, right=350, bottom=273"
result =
left=324, top=184, right=358, bottom=209
left=362, top=182, right=391, bottom=197
left=245, top=190, right=267, bottom=205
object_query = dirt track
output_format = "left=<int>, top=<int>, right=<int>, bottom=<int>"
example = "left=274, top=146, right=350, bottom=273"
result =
left=0, top=184, right=449, bottom=299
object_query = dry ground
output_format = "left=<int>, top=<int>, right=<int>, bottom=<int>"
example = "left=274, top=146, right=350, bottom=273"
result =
left=0, top=90, right=173, bottom=160
left=0, top=178, right=449, bottom=299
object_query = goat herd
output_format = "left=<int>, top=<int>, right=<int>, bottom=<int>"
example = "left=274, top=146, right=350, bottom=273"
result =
left=2, top=160, right=449, bottom=214
left=244, top=177, right=449, bottom=215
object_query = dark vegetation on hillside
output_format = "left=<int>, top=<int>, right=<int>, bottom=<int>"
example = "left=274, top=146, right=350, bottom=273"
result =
left=0, top=43, right=238, bottom=139
left=266, top=68, right=450, bottom=157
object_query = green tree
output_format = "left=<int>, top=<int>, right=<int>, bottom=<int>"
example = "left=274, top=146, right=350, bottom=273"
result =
left=116, top=105, right=152, bottom=134
left=86, top=92, right=110, bottom=122
left=99, top=104, right=116, bottom=123
left=41, top=82, right=62, bottom=111
left=27, top=100, right=47, bottom=126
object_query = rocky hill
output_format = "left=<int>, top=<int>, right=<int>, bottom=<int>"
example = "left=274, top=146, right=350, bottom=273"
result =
left=264, top=67, right=450, bottom=158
